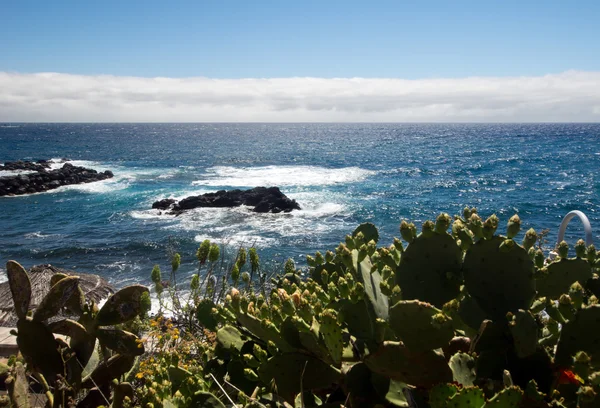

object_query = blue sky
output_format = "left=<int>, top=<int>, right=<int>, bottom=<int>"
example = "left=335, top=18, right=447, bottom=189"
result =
left=1, top=0, right=599, bottom=78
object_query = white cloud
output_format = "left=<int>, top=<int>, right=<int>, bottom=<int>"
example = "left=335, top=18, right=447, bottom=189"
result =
left=0, top=71, right=599, bottom=122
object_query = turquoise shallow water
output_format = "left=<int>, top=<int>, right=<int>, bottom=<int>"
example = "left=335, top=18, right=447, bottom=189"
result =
left=1, top=123, right=599, bottom=290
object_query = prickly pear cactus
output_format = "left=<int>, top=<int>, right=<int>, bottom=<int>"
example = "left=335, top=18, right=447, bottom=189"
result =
left=555, top=305, right=600, bottom=366
left=364, top=341, right=453, bottom=387
left=388, top=300, right=454, bottom=352
left=449, top=352, right=476, bottom=386
left=257, top=353, right=341, bottom=403
left=6, top=362, right=30, bottom=408
left=96, top=328, right=145, bottom=356
left=95, top=284, right=150, bottom=326
left=16, top=318, right=64, bottom=383
left=81, top=354, right=136, bottom=389
left=190, top=392, right=227, bottom=408
left=6, top=260, right=31, bottom=320
left=396, top=215, right=462, bottom=308
left=318, top=309, right=343, bottom=366
left=33, top=275, right=80, bottom=322
left=508, top=310, right=538, bottom=358
left=536, top=257, right=592, bottom=299
left=463, top=236, right=535, bottom=320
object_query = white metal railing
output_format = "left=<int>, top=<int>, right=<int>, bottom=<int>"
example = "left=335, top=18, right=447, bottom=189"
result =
left=548, top=210, right=594, bottom=260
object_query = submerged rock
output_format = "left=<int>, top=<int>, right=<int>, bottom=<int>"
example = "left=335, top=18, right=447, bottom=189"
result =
left=153, top=187, right=301, bottom=214
left=0, top=161, right=113, bottom=196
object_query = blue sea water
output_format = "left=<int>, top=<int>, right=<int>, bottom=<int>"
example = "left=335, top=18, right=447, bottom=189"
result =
left=1, top=123, right=599, bottom=293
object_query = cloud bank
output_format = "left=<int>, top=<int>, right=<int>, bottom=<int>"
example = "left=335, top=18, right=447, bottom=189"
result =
left=1, top=71, right=599, bottom=122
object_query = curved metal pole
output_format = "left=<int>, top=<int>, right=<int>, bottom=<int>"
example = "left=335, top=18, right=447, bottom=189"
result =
left=556, top=210, right=594, bottom=247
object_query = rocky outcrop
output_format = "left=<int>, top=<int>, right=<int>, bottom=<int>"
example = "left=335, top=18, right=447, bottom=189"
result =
left=0, top=160, right=51, bottom=172
left=0, top=161, right=113, bottom=196
left=153, top=187, right=301, bottom=214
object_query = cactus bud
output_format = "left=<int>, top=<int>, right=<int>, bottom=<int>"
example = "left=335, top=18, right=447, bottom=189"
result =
left=468, top=213, right=484, bottom=238
left=284, top=258, right=296, bottom=275
left=587, top=245, right=597, bottom=263
left=457, top=226, right=474, bottom=250
left=338, top=277, right=350, bottom=298
left=231, top=264, right=240, bottom=283
left=421, top=220, right=435, bottom=237
left=237, top=247, right=247, bottom=268
left=151, top=265, right=162, bottom=284
left=575, top=239, right=586, bottom=259
left=499, top=238, right=515, bottom=252
left=267, top=340, right=278, bottom=355
left=367, top=239, right=378, bottom=256
left=381, top=265, right=393, bottom=281
left=306, top=255, right=316, bottom=267
left=196, top=240, right=211, bottom=264
left=253, top=344, right=268, bottom=362
left=522, top=228, right=537, bottom=250
left=208, top=244, right=220, bottom=263
left=569, top=281, right=585, bottom=309
left=400, top=221, right=416, bottom=243
left=557, top=241, right=569, bottom=259
left=506, top=214, right=521, bottom=239
left=354, top=231, right=365, bottom=248
left=243, top=368, right=259, bottom=382
left=230, top=288, right=241, bottom=312
left=435, top=213, right=452, bottom=234
left=345, top=235, right=355, bottom=250
left=357, top=245, right=368, bottom=262
left=314, top=251, right=324, bottom=265
left=328, top=282, right=340, bottom=299
left=534, top=249, right=545, bottom=269
left=243, top=353, right=260, bottom=368
left=577, top=386, right=596, bottom=403
left=482, top=214, right=499, bottom=239
left=325, top=250, right=334, bottom=263
left=392, top=237, right=404, bottom=252
left=190, top=274, right=199, bottom=290
left=249, top=247, right=259, bottom=272
left=320, top=269, right=329, bottom=285
left=241, top=272, right=250, bottom=285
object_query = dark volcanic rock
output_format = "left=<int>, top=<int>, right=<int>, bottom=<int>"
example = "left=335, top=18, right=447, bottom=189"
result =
left=153, top=187, right=301, bottom=214
left=0, top=160, right=50, bottom=172
left=0, top=161, right=113, bottom=196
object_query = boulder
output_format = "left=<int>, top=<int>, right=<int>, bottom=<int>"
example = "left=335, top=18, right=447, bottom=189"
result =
left=0, top=161, right=113, bottom=196
left=152, top=187, right=301, bottom=214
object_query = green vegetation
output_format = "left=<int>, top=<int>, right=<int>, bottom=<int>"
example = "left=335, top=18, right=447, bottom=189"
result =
left=3, top=208, right=600, bottom=407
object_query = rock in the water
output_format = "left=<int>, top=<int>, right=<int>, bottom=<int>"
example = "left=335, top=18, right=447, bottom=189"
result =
left=0, top=161, right=113, bottom=196
left=152, top=187, right=301, bottom=214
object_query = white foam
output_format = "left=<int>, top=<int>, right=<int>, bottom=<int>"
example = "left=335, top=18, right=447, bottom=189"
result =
left=192, top=165, right=376, bottom=187
left=0, top=170, right=37, bottom=177
left=161, top=191, right=350, bottom=248
left=24, top=231, right=58, bottom=239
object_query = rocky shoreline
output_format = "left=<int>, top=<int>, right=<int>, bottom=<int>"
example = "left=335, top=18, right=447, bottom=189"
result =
left=152, top=186, right=301, bottom=214
left=0, top=160, right=113, bottom=196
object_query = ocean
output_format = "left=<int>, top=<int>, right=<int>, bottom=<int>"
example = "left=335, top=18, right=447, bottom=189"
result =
left=1, top=123, right=599, bottom=294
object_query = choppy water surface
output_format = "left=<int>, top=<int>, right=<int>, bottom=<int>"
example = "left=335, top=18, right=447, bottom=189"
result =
left=1, top=123, right=599, bottom=290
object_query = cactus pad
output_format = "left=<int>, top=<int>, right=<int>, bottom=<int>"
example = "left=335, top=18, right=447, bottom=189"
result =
left=353, top=222, right=379, bottom=244
left=555, top=304, right=600, bottom=366
left=16, top=318, right=64, bottom=383
left=95, top=284, right=150, bottom=326
left=6, top=260, right=31, bottom=320
left=257, top=353, right=341, bottom=403
left=463, top=236, right=535, bottom=320
left=96, top=328, right=145, bottom=356
left=216, top=324, right=246, bottom=352
left=47, top=318, right=87, bottom=338
left=395, top=231, right=462, bottom=308
left=508, top=310, right=538, bottom=358
left=449, top=352, right=476, bottom=386
left=389, top=300, right=454, bottom=352
left=33, top=276, right=80, bottom=322
left=445, top=386, right=485, bottom=408
left=6, top=362, right=30, bottom=408
left=320, top=309, right=343, bottom=366
left=429, top=383, right=459, bottom=408
left=536, top=258, right=592, bottom=299
left=81, top=354, right=136, bottom=389
left=196, top=298, right=220, bottom=331
left=364, top=341, right=452, bottom=387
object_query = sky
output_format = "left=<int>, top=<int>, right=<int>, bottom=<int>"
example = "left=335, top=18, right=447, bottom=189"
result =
left=1, top=0, right=599, bottom=122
